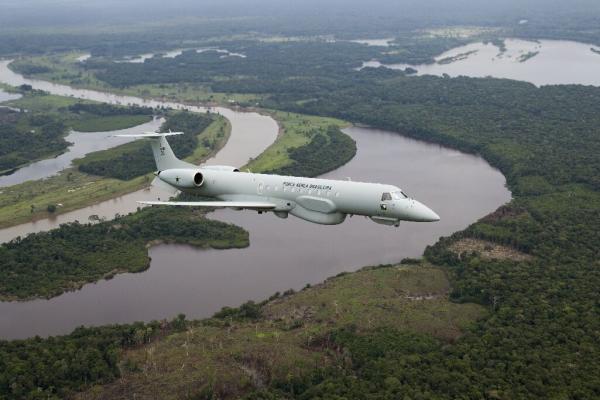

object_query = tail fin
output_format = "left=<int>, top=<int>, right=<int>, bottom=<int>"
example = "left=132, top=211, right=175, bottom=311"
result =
left=114, top=131, right=195, bottom=171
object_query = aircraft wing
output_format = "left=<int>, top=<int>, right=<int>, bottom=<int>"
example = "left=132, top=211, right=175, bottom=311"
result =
left=138, top=200, right=276, bottom=210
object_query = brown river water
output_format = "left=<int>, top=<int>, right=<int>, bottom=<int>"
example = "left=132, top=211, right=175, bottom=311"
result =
left=0, top=61, right=510, bottom=339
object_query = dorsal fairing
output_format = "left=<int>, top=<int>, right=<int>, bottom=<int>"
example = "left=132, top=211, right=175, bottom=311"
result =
left=202, top=165, right=240, bottom=172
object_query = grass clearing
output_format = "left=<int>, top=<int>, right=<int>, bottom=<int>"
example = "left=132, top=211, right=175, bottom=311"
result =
left=77, top=264, right=485, bottom=400
left=7, top=92, right=83, bottom=112
left=449, top=238, right=533, bottom=262
left=68, top=114, right=153, bottom=132
left=0, top=169, right=151, bottom=229
left=246, top=109, right=349, bottom=172
left=6, top=91, right=154, bottom=132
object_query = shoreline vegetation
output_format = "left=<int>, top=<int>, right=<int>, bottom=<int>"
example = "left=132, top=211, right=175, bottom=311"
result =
left=0, top=207, right=249, bottom=301
left=0, top=89, right=154, bottom=175
left=0, top=70, right=357, bottom=301
left=0, top=102, right=231, bottom=229
left=436, top=49, right=478, bottom=64
left=517, top=50, right=540, bottom=62
left=0, top=120, right=357, bottom=300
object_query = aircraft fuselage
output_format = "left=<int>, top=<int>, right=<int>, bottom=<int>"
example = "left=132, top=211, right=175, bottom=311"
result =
left=157, top=167, right=440, bottom=226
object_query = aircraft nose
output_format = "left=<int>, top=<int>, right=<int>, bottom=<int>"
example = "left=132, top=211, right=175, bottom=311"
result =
left=412, top=201, right=440, bottom=222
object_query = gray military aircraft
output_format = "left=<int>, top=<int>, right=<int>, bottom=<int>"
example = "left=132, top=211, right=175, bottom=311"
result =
left=118, top=132, right=440, bottom=226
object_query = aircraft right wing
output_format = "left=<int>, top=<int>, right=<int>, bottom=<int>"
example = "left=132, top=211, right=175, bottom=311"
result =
left=138, top=200, right=276, bottom=210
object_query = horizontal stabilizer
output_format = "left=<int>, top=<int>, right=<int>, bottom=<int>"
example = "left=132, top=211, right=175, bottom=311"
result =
left=138, top=200, right=277, bottom=210
left=113, top=131, right=184, bottom=138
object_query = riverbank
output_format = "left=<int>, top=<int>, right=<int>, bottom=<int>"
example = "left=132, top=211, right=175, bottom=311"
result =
left=0, top=207, right=249, bottom=301
left=0, top=115, right=228, bottom=229
left=0, top=90, right=155, bottom=178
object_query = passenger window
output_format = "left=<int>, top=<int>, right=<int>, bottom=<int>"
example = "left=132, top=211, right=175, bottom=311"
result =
left=381, top=192, right=392, bottom=201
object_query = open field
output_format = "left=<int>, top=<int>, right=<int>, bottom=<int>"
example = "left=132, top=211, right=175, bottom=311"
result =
left=68, top=114, right=152, bottom=132
left=246, top=110, right=348, bottom=173
left=6, top=92, right=154, bottom=131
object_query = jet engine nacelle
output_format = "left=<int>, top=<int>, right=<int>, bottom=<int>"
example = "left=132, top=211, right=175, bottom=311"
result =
left=289, top=205, right=346, bottom=225
left=202, top=165, right=240, bottom=172
left=157, top=168, right=204, bottom=189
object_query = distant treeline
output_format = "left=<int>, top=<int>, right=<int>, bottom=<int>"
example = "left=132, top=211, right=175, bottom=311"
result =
left=86, top=42, right=381, bottom=89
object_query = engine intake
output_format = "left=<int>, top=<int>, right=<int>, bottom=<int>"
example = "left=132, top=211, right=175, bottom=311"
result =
left=193, top=172, right=204, bottom=186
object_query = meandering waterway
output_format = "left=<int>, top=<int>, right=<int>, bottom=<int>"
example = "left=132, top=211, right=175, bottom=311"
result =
left=0, top=61, right=511, bottom=339
left=361, top=38, right=600, bottom=86
left=0, top=118, right=163, bottom=188
left=0, top=60, right=278, bottom=241
left=0, top=88, right=21, bottom=103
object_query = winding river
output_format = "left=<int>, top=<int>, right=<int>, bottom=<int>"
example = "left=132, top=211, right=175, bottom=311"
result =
left=0, top=61, right=511, bottom=339
left=361, top=38, right=600, bottom=86
left=0, top=60, right=278, bottom=242
left=0, top=89, right=21, bottom=103
left=0, top=118, right=164, bottom=188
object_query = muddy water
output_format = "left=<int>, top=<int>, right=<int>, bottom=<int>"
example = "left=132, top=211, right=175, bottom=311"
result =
left=0, top=126, right=511, bottom=339
left=0, top=61, right=278, bottom=242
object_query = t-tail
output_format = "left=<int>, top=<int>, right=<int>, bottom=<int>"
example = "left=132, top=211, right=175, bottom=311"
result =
left=114, top=131, right=194, bottom=171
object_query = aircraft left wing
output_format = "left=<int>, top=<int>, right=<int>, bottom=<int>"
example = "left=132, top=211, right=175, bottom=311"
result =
left=138, top=201, right=276, bottom=210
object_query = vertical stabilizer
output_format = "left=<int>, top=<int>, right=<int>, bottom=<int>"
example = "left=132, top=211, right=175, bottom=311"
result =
left=114, top=131, right=195, bottom=171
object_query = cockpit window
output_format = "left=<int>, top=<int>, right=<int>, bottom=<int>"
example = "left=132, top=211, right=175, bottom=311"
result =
left=381, top=192, right=392, bottom=201
left=391, top=191, right=409, bottom=200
